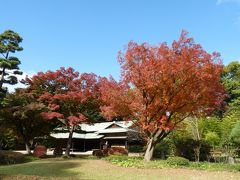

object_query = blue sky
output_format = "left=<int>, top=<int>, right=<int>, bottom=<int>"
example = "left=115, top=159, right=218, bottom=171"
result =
left=1, top=0, right=240, bottom=80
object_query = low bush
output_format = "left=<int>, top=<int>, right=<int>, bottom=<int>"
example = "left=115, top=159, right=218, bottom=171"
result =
left=93, top=147, right=128, bottom=157
left=77, top=155, right=99, bottom=160
left=53, top=146, right=63, bottom=157
left=128, top=145, right=144, bottom=153
left=105, top=155, right=144, bottom=167
left=0, top=151, right=41, bottom=165
left=154, top=140, right=172, bottom=159
left=92, top=149, right=104, bottom=157
left=23, top=155, right=40, bottom=162
left=190, top=161, right=240, bottom=172
left=108, top=147, right=128, bottom=155
left=235, top=164, right=240, bottom=171
left=104, top=154, right=240, bottom=172
left=175, top=139, right=211, bottom=161
left=104, top=155, right=240, bottom=172
left=62, top=155, right=70, bottom=159
left=0, top=151, right=25, bottom=165
left=33, top=145, right=47, bottom=158
left=166, top=156, right=190, bottom=166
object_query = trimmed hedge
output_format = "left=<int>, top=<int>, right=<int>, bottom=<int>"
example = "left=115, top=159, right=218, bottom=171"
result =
left=166, top=156, right=190, bottom=166
left=0, top=151, right=25, bottom=165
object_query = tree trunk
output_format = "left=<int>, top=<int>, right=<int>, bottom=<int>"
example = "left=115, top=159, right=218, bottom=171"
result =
left=0, top=67, right=6, bottom=89
left=161, top=151, right=165, bottom=159
left=17, top=124, right=31, bottom=154
left=144, top=138, right=155, bottom=162
left=194, top=142, right=201, bottom=162
left=24, top=139, right=31, bottom=154
left=0, top=52, right=9, bottom=88
left=65, top=125, right=74, bottom=156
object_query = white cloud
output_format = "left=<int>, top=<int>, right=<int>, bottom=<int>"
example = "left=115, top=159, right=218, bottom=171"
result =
left=217, top=0, right=240, bottom=5
left=3, top=71, right=36, bottom=93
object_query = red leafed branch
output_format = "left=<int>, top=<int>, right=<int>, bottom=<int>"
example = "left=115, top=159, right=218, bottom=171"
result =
left=100, top=31, right=226, bottom=139
left=41, top=112, right=64, bottom=120
left=28, top=67, right=101, bottom=127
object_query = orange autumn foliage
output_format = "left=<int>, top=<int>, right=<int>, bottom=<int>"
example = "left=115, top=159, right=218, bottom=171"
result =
left=100, top=31, right=225, bottom=141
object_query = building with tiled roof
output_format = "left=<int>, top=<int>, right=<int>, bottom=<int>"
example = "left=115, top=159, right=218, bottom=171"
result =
left=51, top=121, right=140, bottom=151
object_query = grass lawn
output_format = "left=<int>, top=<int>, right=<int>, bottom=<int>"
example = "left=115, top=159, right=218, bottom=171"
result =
left=0, top=157, right=240, bottom=180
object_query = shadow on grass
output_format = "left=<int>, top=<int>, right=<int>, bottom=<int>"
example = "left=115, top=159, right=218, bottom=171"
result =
left=0, top=158, right=83, bottom=179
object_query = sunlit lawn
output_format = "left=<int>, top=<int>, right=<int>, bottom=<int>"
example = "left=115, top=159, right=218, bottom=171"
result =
left=0, top=158, right=240, bottom=180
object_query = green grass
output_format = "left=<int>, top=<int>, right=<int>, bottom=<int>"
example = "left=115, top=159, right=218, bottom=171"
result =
left=189, top=161, right=240, bottom=171
left=0, top=156, right=240, bottom=180
left=104, top=155, right=145, bottom=167
left=0, top=158, right=82, bottom=179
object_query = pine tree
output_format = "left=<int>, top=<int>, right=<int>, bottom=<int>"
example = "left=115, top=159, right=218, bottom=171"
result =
left=0, top=30, right=23, bottom=98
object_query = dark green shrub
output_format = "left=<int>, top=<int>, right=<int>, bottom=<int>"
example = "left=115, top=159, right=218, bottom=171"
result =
left=154, top=140, right=172, bottom=159
left=92, top=149, right=104, bottom=157
left=0, top=151, right=25, bottom=165
left=23, top=155, right=40, bottom=162
left=62, top=155, right=71, bottom=159
left=166, top=156, right=190, bottom=166
left=0, top=129, right=18, bottom=150
left=34, top=137, right=56, bottom=149
left=175, top=139, right=211, bottom=161
left=128, top=145, right=144, bottom=153
left=199, top=143, right=212, bottom=161
left=53, top=145, right=63, bottom=157
left=235, top=164, right=240, bottom=171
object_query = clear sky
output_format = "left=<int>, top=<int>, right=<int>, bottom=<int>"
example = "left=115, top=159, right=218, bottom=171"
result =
left=1, top=0, right=240, bottom=80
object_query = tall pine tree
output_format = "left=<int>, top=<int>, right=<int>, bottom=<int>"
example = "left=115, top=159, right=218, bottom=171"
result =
left=0, top=30, right=23, bottom=99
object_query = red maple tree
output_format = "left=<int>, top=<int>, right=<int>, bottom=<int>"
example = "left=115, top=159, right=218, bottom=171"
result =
left=100, top=31, right=225, bottom=161
left=27, top=67, right=100, bottom=156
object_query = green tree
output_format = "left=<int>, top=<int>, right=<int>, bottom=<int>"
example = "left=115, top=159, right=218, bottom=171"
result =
left=0, top=30, right=23, bottom=99
left=222, top=61, right=240, bottom=109
left=219, top=61, right=240, bottom=155
left=204, top=131, right=220, bottom=148
left=0, top=125, right=18, bottom=150
left=0, top=89, right=56, bottom=154
left=230, top=121, right=240, bottom=145
left=201, top=117, right=222, bottom=138
left=220, top=109, right=240, bottom=146
left=170, top=117, right=219, bottom=161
